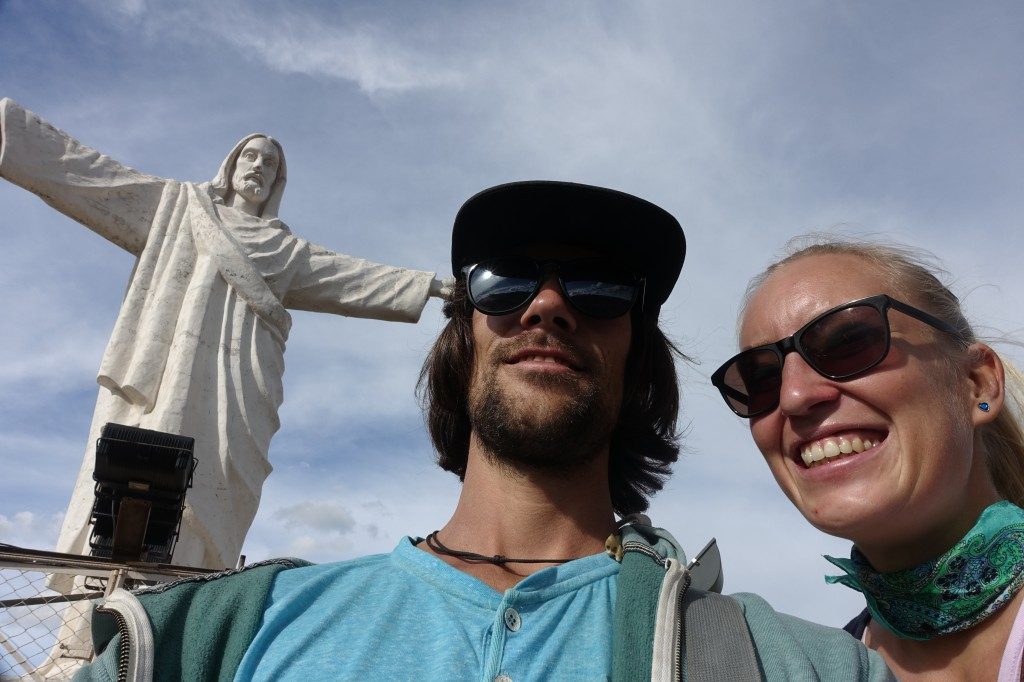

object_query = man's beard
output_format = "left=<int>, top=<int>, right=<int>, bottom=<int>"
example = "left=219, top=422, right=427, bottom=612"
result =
left=468, top=338, right=621, bottom=475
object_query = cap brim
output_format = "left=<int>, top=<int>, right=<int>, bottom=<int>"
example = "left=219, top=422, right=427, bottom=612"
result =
left=452, top=180, right=685, bottom=307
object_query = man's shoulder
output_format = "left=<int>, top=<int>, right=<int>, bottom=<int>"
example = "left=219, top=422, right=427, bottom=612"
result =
left=267, top=550, right=395, bottom=595
left=135, top=550, right=397, bottom=611
left=105, top=558, right=309, bottom=641
left=729, top=591, right=852, bottom=639
left=729, top=592, right=894, bottom=681
left=83, top=559, right=314, bottom=682
left=139, top=557, right=308, bottom=599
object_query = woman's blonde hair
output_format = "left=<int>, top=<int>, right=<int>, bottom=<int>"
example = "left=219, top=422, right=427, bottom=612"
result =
left=743, top=235, right=1024, bottom=505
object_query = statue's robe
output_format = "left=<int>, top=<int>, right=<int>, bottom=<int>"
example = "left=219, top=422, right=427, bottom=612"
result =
left=0, top=99, right=435, bottom=570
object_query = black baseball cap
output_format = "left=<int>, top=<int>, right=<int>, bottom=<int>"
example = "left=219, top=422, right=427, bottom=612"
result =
left=451, top=181, right=685, bottom=310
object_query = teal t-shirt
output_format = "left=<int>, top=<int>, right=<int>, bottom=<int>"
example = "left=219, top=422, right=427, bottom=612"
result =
left=234, top=537, right=620, bottom=681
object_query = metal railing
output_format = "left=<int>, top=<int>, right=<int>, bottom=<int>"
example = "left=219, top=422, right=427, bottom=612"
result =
left=0, top=545, right=217, bottom=681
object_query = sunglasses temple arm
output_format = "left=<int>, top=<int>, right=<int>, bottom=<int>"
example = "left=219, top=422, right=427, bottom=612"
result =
left=887, top=299, right=960, bottom=337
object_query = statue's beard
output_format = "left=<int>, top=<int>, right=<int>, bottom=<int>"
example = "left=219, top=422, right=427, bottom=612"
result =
left=239, top=178, right=264, bottom=198
left=230, top=170, right=267, bottom=207
left=468, top=347, right=620, bottom=476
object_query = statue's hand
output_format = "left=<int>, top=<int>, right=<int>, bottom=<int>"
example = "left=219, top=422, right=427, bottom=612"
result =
left=429, top=276, right=455, bottom=299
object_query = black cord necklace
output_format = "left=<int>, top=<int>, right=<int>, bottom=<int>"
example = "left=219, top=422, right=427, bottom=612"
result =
left=424, top=531, right=577, bottom=566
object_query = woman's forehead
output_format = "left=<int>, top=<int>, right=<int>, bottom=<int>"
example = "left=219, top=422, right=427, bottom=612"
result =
left=740, top=254, right=893, bottom=343
left=759, top=253, right=894, bottom=301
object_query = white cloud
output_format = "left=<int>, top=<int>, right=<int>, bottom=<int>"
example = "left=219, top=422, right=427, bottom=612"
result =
left=277, top=501, right=356, bottom=536
left=229, top=19, right=466, bottom=95
left=244, top=463, right=462, bottom=564
left=0, top=512, right=64, bottom=549
left=84, top=0, right=466, bottom=95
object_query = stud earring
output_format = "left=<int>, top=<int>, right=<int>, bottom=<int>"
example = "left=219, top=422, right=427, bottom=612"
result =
left=979, top=402, right=991, bottom=412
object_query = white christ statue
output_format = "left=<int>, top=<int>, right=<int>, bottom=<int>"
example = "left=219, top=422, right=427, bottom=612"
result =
left=0, top=98, right=449, bottom=571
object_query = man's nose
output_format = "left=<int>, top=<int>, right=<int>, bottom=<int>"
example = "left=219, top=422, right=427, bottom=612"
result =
left=777, top=353, right=841, bottom=417
left=518, top=276, right=577, bottom=333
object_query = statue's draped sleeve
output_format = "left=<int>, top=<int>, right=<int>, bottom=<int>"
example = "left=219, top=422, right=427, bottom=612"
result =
left=0, top=98, right=165, bottom=255
left=283, top=241, right=436, bottom=323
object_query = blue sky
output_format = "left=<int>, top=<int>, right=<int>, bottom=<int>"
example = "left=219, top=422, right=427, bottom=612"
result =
left=1, top=0, right=1023, bottom=627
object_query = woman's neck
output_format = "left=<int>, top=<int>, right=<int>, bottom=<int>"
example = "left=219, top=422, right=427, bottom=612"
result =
left=865, top=587, right=1024, bottom=681
left=856, top=488, right=1002, bottom=573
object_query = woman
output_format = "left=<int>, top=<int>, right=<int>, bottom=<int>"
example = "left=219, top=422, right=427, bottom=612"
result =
left=711, top=237, right=1024, bottom=680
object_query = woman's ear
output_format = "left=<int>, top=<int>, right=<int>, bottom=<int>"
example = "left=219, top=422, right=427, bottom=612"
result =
left=967, top=343, right=1005, bottom=426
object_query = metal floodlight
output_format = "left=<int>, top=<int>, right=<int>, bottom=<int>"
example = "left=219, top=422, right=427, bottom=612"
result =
left=88, top=423, right=197, bottom=564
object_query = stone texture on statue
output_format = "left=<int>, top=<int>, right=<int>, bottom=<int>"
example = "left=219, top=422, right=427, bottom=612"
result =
left=0, top=98, right=445, bottom=571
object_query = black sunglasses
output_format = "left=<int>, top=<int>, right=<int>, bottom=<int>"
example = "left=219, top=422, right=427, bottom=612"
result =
left=464, top=256, right=643, bottom=319
left=711, top=294, right=962, bottom=418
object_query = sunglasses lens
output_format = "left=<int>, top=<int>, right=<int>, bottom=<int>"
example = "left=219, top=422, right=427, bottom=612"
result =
left=468, top=257, right=639, bottom=318
left=560, top=260, right=638, bottom=318
left=802, top=305, right=888, bottom=377
left=719, top=348, right=783, bottom=417
left=468, top=257, right=540, bottom=314
left=715, top=299, right=895, bottom=418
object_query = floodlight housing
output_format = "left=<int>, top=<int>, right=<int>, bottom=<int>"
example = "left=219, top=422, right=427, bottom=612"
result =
left=88, top=423, right=196, bottom=563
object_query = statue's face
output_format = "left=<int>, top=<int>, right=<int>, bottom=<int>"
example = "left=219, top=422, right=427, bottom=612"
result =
left=231, top=137, right=280, bottom=207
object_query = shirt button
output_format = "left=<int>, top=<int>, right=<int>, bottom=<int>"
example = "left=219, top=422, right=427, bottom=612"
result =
left=495, top=676, right=513, bottom=682
left=503, top=606, right=522, bottom=632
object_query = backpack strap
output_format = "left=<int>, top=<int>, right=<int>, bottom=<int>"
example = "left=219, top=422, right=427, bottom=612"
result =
left=680, top=589, right=763, bottom=681
left=612, top=528, right=763, bottom=682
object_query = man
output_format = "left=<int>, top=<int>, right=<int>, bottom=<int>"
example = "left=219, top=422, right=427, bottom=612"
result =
left=77, top=182, right=893, bottom=681
left=0, top=99, right=448, bottom=572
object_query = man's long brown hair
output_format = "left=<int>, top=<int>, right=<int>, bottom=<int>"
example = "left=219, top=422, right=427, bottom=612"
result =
left=417, top=280, right=685, bottom=516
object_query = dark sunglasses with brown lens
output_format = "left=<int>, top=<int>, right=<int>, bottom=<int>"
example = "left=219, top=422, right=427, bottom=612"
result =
left=711, top=294, right=962, bottom=418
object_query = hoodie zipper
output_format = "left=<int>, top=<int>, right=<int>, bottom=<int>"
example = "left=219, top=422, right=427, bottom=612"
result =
left=93, top=588, right=154, bottom=682
left=674, top=568, right=692, bottom=682
left=623, top=541, right=691, bottom=682
left=94, top=603, right=130, bottom=682
left=621, top=540, right=670, bottom=568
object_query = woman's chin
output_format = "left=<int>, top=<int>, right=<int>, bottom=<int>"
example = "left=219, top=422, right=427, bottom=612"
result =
left=797, top=497, right=894, bottom=545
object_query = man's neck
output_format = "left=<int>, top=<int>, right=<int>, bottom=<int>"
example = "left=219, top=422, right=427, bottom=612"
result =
left=421, top=437, right=618, bottom=592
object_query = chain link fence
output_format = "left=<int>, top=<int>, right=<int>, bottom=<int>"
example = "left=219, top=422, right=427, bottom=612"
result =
left=0, top=545, right=216, bottom=681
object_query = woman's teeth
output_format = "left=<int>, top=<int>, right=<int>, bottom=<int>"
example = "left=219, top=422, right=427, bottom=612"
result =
left=800, top=435, right=879, bottom=468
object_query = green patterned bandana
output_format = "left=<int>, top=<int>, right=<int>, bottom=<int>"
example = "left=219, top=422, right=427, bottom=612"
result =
left=825, top=501, right=1024, bottom=641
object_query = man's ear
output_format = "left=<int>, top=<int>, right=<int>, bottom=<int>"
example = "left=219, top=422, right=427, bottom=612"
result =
left=968, top=343, right=1005, bottom=426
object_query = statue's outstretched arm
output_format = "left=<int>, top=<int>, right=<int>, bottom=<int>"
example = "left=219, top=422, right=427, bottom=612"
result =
left=283, top=240, right=439, bottom=323
left=0, top=98, right=166, bottom=256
